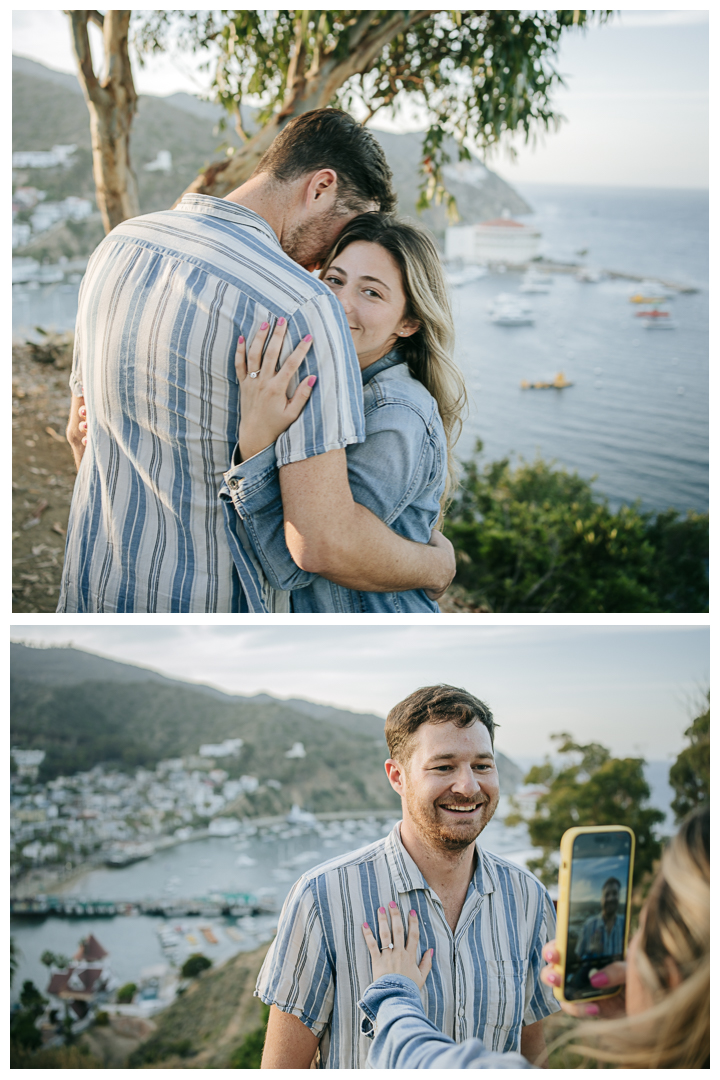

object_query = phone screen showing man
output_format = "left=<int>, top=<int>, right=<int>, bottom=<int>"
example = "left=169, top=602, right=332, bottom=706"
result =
left=563, top=831, right=633, bottom=1000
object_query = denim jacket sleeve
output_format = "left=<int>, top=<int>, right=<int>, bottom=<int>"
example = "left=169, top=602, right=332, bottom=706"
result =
left=358, top=975, right=534, bottom=1070
left=219, top=443, right=317, bottom=592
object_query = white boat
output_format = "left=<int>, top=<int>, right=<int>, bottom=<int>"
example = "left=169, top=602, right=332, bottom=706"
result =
left=488, top=294, right=535, bottom=326
left=575, top=268, right=603, bottom=283
left=446, top=265, right=487, bottom=287
left=519, top=272, right=552, bottom=294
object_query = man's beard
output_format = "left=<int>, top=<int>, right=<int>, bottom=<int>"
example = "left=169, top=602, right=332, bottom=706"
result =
left=283, top=208, right=343, bottom=270
left=404, top=786, right=499, bottom=853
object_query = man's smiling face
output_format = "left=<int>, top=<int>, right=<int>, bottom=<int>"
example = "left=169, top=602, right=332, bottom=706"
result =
left=393, top=720, right=500, bottom=853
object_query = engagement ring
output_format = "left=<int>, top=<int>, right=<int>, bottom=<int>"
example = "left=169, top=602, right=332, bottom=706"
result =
left=249, top=371, right=259, bottom=378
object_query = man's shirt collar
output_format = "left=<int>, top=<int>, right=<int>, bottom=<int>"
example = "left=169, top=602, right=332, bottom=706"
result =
left=177, top=194, right=281, bottom=248
left=384, top=820, right=498, bottom=900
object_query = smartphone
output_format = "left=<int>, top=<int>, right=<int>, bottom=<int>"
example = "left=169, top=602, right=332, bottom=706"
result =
left=553, top=825, right=635, bottom=1003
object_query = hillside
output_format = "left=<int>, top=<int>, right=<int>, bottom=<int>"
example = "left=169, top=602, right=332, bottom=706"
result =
left=12, top=53, right=530, bottom=262
left=10, top=643, right=524, bottom=797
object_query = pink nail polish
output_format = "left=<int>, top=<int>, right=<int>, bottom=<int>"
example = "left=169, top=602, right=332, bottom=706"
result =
left=303, top=334, right=313, bottom=342
left=409, top=909, right=416, bottom=917
left=378, top=907, right=386, bottom=914
left=277, top=317, right=285, bottom=325
left=589, top=970, right=609, bottom=987
left=307, top=376, right=317, bottom=388
left=81, top=437, right=87, bottom=445
left=363, top=922, right=369, bottom=929
left=260, top=321, right=269, bottom=330
left=429, top=948, right=433, bottom=956
left=585, top=1004, right=599, bottom=1016
left=389, top=901, right=397, bottom=909
left=237, top=335, right=244, bottom=344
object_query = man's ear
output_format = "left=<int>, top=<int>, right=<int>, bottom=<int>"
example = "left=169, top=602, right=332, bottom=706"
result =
left=304, top=168, right=338, bottom=209
left=385, top=758, right=404, bottom=796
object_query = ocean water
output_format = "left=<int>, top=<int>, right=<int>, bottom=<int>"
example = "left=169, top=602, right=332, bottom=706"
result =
left=453, top=184, right=708, bottom=513
left=12, top=186, right=708, bottom=513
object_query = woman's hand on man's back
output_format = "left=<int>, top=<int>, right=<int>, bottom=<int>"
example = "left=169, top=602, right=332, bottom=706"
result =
left=237, top=319, right=316, bottom=461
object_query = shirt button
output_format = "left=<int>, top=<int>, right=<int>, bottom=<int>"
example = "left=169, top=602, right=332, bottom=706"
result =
left=458, top=1007, right=465, bottom=1018
left=228, top=478, right=239, bottom=489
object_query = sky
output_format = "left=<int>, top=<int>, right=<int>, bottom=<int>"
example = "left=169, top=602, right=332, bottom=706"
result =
left=10, top=625, right=707, bottom=763
left=12, top=8, right=709, bottom=189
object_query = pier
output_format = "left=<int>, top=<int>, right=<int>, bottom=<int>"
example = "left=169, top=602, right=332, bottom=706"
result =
left=10, top=890, right=275, bottom=919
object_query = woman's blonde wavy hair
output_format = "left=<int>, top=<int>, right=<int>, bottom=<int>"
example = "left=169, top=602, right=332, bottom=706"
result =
left=320, top=213, right=467, bottom=517
left=551, top=805, right=709, bottom=1068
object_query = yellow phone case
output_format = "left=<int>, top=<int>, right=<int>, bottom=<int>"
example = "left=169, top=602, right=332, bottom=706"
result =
left=553, top=825, right=635, bottom=1004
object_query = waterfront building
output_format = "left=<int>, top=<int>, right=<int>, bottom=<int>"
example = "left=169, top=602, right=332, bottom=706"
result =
left=446, top=213, right=541, bottom=265
left=46, top=935, right=118, bottom=1024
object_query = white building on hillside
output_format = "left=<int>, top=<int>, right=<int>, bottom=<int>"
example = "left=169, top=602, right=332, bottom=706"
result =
left=446, top=213, right=541, bottom=266
left=13, top=144, right=77, bottom=169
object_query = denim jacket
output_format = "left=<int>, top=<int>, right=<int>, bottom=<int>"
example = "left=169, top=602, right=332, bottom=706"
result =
left=219, top=352, right=447, bottom=612
left=358, top=975, right=534, bottom=1070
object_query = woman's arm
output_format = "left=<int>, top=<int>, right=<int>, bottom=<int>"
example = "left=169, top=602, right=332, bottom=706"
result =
left=359, top=905, right=532, bottom=1070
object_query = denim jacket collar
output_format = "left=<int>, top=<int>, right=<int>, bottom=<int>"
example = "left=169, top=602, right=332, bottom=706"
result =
left=361, top=349, right=404, bottom=386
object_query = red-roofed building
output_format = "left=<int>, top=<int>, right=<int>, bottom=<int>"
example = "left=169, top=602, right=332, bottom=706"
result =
left=446, top=212, right=541, bottom=265
left=46, top=935, right=117, bottom=1024
left=74, top=934, right=108, bottom=962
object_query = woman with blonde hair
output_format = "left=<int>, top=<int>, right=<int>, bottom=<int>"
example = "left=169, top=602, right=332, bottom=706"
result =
left=220, top=212, right=467, bottom=612
left=356, top=806, right=709, bottom=1068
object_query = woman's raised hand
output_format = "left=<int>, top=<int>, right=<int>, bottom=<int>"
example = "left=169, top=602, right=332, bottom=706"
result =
left=541, top=939, right=628, bottom=1019
left=237, top=318, right=316, bottom=461
left=361, top=902, right=433, bottom=992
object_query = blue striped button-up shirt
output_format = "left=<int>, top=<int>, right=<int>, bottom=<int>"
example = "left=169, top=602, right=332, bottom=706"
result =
left=57, top=195, right=364, bottom=612
left=255, top=822, right=560, bottom=1069
left=576, top=912, right=626, bottom=958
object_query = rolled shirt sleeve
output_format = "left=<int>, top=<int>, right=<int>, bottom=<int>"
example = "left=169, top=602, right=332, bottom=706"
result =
left=255, top=877, right=335, bottom=1037
left=524, top=887, right=562, bottom=1025
left=274, top=291, right=365, bottom=466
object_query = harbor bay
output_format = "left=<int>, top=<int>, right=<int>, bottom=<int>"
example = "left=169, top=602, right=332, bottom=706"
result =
left=12, top=184, right=708, bottom=515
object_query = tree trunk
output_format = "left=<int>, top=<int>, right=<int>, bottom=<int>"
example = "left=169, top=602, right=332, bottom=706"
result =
left=66, top=10, right=139, bottom=233
left=175, top=10, right=431, bottom=204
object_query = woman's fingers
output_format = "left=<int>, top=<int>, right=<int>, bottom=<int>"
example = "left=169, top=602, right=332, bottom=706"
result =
left=406, top=907, right=420, bottom=956
left=235, top=335, right=247, bottom=382
left=361, top=921, right=381, bottom=960
left=246, top=320, right=272, bottom=375
left=261, top=317, right=288, bottom=371
left=277, top=335, right=314, bottom=391
left=388, top=902, right=404, bottom=951
left=542, top=940, right=560, bottom=966
left=589, top=960, right=627, bottom=989
left=377, top=907, right=392, bottom=951
left=284, top=376, right=317, bottom=424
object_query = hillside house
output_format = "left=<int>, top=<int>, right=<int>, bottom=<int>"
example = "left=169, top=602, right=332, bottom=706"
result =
left=46, top=935, right=118, bottom=1024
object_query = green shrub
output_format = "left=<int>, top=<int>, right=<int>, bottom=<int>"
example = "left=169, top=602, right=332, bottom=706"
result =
left=181, top=953, right=213, bottom=979
left=94, top=1010, right=109, bottom=1026
left=444, top=442, right=708, bottom=613
left=116, top=982, right=137, bottom=1004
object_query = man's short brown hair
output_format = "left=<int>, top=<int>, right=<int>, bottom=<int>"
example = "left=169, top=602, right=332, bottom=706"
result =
left=385, top=685, right=496, bottom=763
left=253, top=107, right=396, bottom=214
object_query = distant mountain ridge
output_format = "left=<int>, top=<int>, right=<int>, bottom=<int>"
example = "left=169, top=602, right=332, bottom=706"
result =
left=12, top=52, right=531, bottom=254
left=10, top=642, right=523, bottom=793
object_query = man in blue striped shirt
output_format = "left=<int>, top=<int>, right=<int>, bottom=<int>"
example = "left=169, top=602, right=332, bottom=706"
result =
left=256, top=685, right=560, bottom=1068
left=576, top=877, right=625, bottom=959
left=59, top=109, right=455, bottom=611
